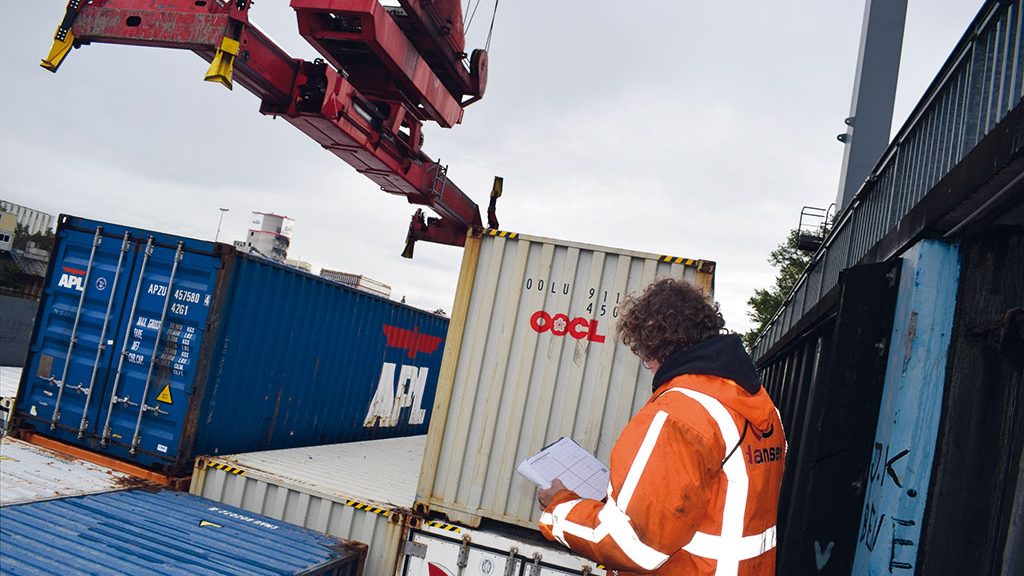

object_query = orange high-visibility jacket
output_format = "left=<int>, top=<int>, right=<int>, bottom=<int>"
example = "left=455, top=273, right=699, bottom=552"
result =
left=539, top=335, right=785, bottom=575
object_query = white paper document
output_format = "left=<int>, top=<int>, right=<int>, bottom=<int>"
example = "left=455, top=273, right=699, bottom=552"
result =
left=516, top=437, right=609, bottom=501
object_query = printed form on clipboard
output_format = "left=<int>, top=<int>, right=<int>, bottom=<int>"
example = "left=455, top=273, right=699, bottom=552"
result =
left=516, top=437, right=610, bottom=501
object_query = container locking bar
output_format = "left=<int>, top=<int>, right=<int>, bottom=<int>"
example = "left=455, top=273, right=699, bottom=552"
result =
left=50, top=226, right=102, bottom=430
left=130, top=242, right=183, bottom=455
left=78, top=231, right=131, bottom=438
left=101, top=236, right=153, bottom=446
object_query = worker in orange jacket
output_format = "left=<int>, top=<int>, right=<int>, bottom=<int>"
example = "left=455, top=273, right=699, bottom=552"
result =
left=538, top=278, right=785, bottom=575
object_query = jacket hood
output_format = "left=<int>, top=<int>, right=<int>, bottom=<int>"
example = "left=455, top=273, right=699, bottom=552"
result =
left=652, top=334, right=777, bottom=436
left=653, top=334, right=761, bottom=393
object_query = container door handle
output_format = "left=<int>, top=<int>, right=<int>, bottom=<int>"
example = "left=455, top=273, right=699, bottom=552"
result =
left=101, top=236, right=153, bottom=446
left=130, top=241, right=184, bottom=456
left=50, top=226, right=102, bottom=430
left=77, top=231, right=130, bottom=439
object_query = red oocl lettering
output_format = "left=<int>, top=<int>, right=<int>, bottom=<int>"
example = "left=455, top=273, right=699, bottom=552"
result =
left=529, top=311, right=606, bottom=343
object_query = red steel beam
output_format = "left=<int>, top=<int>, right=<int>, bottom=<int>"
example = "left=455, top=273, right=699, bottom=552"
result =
left=49, top=0, right=481, bottom=245
left=292, top=0, right=464, bottom=128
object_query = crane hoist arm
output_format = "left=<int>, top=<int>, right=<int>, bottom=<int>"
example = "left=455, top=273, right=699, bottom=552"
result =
left=41, top=0, right=496, bottom=254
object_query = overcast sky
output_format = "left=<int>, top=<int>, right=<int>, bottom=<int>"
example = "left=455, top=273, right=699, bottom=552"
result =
left=1, top=1, right=982, bottom=332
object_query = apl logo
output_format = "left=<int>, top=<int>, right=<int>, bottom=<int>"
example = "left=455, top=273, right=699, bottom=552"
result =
left=530, top=310, right=606, bottom=343
left=363, top=325, right=443, bottom=428
left=57, top=266, right=86, bottom=292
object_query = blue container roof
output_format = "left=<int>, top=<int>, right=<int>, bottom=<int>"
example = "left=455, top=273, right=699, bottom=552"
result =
left=0, top=489, right=362, bottom=575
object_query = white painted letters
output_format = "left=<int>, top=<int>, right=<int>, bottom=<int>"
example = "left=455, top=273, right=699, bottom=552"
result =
left=363, top=363, right=428, bottom=427
left=58, top=274, right=85, bottom=292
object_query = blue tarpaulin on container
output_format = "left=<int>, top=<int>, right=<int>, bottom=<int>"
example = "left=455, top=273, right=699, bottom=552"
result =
left=0, top=489, right=364, bottom=575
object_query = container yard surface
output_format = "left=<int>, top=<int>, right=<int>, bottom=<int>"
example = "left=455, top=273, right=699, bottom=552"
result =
left=0, top=488, right=366, bottom=575
left=0, top=436, right=139, bottom=506
left=418, top=229, right=715, bottom=528
left=193, top=435, right=424, bottom=576
left=15, top=215, right=448, bottom=475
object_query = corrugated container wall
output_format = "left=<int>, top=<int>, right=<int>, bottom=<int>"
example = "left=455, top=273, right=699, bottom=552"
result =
left=0, top=489, right=366, bottom=575
left=14, top=215, right=448, bottom=476
left=417, top=230, right=715, bottom=528
left=192, top=435, right=426, bottom=576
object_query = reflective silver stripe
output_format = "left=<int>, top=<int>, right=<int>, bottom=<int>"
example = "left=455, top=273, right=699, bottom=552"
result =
left=683, top=526, right=777, bottom=561
left=540, top=495, right=671, bottom=570
left=619, top=410, right=668, bottom=509
left=601, top=495, right=671, bottom=570
left=543, top=499, right=585, bottom=546
left=666, top=387, right=759, bottom=576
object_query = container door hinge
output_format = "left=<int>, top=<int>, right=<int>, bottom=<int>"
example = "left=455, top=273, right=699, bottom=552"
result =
left=403, top=540, right=427, bottom=559
left=502, top=546, right=519, bottom=576
left=456, top=534, right=472, bottom=572
left=527, top=552, right=543, bottom=576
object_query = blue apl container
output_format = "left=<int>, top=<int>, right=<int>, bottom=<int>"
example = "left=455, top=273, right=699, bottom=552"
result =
left=15, top=215, right=448, bottom=475
left=0, top=489, right=366, bottom=575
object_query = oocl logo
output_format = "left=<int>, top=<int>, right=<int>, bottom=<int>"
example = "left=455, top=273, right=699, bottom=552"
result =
left=530, top=311, right=606, bottom=343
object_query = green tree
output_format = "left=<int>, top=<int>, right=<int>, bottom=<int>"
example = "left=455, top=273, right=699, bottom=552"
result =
left=742, top=229, right=814, bottom=348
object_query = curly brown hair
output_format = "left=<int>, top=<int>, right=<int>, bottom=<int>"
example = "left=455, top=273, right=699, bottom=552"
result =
left=617, top=278, right=725, bottom=364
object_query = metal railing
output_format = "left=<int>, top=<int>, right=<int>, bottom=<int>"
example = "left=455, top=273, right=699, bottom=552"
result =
left=753, top=0, right=1024, bottom=359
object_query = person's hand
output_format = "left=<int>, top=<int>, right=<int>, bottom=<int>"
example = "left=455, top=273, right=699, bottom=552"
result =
left=537, top=479, right=568, bottom=509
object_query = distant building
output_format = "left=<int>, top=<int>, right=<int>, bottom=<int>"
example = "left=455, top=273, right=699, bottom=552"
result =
left=240, top=212, right=293, bottom=261
left=0, top=212, right=15, bottom=252
left=320, top=269, right=392, bottom=299
left=0, top=201, right=53, bottom=236
left=285, top=258, right=313, bottom=273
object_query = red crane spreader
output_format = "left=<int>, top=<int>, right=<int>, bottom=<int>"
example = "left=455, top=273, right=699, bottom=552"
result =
left=41, top=0, right=498, bottom=256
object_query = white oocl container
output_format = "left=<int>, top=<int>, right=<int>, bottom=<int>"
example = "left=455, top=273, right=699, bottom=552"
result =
left=417, top=229, right=715, bottom=529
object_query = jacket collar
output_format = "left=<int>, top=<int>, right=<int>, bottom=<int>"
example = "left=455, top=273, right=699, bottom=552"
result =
left=652, top=334, right=762, bottom=394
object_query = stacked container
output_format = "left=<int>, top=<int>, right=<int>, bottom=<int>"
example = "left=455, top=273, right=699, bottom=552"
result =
left=196, top=229, right=716, bottom=576
left=0, top=437, right=367, bottom=575
left=14, top=215, right=448, bottom=477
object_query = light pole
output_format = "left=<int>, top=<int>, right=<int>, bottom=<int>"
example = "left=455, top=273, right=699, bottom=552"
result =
left=214, top=208, right=229, bottom=243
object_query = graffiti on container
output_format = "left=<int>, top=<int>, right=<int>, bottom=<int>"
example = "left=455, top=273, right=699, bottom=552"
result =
left=857, top=441, right=917, bottom=572
left=814, top=540, right=834, bottom=571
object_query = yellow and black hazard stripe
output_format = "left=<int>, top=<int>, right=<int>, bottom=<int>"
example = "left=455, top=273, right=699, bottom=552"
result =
left=658, top=256, right=717, bottom=274
left=345, top=499, right=393, bottom=518
left=424, top=520, right=462, bottom=533
left=207, top=461, right=246, bottom=476
left=486, top=229, right=519, bottom=239
left=658, top=255, right=697, bottom=266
